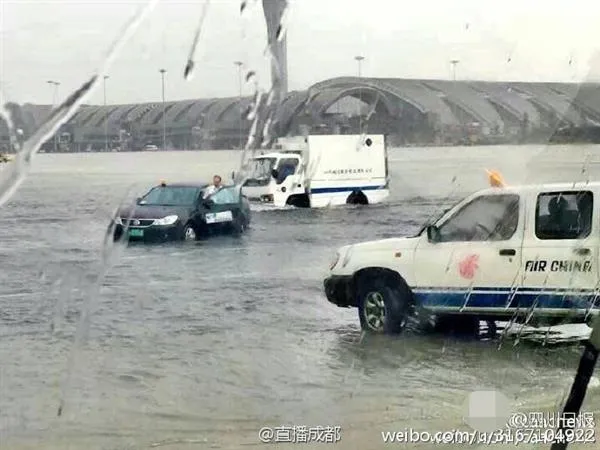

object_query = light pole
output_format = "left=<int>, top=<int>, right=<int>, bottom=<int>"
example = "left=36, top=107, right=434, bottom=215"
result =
left=354, top=55, right=365, bottom=77
left=159, top=68, right=167, bottom=151
left=354, top=56, right=365, bottom=132
left=234, top=61, right=243, bottom=149
left=103, top=75, right=109, bottom=152
left=450, top=59, right=460, bottom=81
left=47, top=80, right=60, bottom=152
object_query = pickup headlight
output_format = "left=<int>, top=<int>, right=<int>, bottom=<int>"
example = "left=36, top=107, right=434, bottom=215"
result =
left=342, top=245, right=355, bottom=268
left=154, top=215, right=179, bottom=226
left=114, top=216, right=123, bottom=225
left=329, top=251, right=340, bottom=270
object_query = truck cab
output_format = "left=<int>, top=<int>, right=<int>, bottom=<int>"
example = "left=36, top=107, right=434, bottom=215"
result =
left=241, top=149, right=308, bottom=207
left=324, top=180, right=600, bottom=335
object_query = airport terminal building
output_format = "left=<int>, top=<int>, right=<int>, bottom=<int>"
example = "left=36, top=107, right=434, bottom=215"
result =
left=3, top=76, right=600, bottom=152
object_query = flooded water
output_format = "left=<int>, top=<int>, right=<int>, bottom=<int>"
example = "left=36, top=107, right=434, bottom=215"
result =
left=2, top=144, right=600, bottom=449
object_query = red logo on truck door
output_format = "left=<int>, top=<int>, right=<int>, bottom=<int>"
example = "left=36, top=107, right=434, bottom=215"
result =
left=458, top=254, right=479, bottom=279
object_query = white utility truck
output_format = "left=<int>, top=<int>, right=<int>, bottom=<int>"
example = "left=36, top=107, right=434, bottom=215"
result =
left=324, top=176, right=600, bottom=335
left=239, top=134, right=389, bottom=208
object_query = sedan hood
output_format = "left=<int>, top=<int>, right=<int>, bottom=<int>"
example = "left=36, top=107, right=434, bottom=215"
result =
left=117, top=204, right=192, bottom=220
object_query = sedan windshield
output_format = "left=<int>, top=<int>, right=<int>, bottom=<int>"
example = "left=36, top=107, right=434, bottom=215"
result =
left=139, top=186, right=201, bottom=206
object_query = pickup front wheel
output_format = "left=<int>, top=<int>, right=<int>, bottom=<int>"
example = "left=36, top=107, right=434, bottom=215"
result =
left=356, top=275, right=413, bottom=335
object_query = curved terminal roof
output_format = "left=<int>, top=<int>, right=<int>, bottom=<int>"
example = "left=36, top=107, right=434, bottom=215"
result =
left=510, top=82, right=583, bottom=125
left=8, top=77, right=600, bottom=138
left=313, top=77, right=420, bottom=114
left=21, top=104, right=52, bottom=130
left=181, top=99, right=220, bottom=125
left=108, top=104, right=139, bottom=127
left=201, top=97, right=244, bottom=130
left=381, top=78, right=459, bottom=126
left=276, top=90, right=309, bottom=129
left=421, top=80, right=505, bottom=129
left=307, top=85, right=398, bottom=120
left=312, top=77, right=460, bottom=125
left=140, top=101, right=179, bottom=126
left=468, top=82, right=542, bottom=126
left=563, top=84, right=600, bottom=122
left=217, top=97, right=255, bottom=126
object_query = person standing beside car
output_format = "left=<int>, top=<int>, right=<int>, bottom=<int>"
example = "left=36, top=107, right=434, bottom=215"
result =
left=203, top=174, right=223, bottom=199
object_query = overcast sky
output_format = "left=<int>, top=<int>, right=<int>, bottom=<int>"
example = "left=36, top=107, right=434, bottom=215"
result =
left=1, top=0, right=599, bottom=106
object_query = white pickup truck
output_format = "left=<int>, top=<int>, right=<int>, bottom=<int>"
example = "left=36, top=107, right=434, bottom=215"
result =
left=323, top=178, right=599, bottom=335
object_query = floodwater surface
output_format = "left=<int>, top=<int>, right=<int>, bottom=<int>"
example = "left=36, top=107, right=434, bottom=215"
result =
left=1, top=144, right=600, bottom=449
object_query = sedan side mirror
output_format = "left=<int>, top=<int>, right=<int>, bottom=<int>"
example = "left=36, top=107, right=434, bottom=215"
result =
left=231, top=170, right=236, bottom=181
left=426, top=225, right=441, bottom=243
left=203, top=198, right=214, bottom=208
left=135, top=197, right=142, bottom=204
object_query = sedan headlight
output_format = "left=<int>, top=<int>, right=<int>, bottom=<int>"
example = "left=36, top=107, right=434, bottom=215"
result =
left=154, top=215, right=179, bottom=226
left=114, top=216, right=123, bottom=225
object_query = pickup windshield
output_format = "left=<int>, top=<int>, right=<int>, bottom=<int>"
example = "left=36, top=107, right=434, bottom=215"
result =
left=414, top=197, right=464, bottom=236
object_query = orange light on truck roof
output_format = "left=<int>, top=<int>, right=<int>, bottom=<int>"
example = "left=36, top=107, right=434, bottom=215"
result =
left=485, top=169, right=505, bottom=188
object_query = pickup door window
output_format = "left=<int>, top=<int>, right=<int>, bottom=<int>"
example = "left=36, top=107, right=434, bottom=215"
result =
left=412, top=193, right=524, bottom=313
left=520, top=190, right=597, bottom=314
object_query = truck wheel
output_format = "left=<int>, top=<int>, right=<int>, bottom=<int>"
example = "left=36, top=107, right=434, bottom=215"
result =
left=356, top=275, right=413, bottom=334
left=346, top=190, right=368, bottom=205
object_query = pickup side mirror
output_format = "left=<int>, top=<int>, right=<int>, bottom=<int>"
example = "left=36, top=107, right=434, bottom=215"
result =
left=426, top=225, right=441, bottom=243
left=202, top=198, right=214, bottom=208
left=271, top=168, right=279, bottom=179
left=231, top=170, right=236, bottom=181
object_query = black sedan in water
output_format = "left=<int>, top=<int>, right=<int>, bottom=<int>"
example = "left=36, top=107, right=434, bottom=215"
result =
left=112, top=181, right=251, bottom=242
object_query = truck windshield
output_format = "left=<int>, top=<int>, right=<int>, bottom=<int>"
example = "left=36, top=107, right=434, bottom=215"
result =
left=248, top=157, right=276, bottom=179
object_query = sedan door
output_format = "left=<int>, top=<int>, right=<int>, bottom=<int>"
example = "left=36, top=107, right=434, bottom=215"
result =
left=203, top=186, right=243, bottom=226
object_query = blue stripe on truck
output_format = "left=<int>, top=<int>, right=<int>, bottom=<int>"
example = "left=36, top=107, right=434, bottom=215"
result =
left=310, top=185, right=386, bottom=194
left=412, top=287, right=598, bottom=310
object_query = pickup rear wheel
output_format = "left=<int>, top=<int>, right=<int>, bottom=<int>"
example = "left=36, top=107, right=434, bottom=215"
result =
left=356, top=275, right=413, bottom=334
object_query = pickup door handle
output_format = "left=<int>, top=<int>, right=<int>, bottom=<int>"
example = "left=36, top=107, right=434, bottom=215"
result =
left=499, top=249, right=516, bottom=256
left=574, top=247, right=591, bottom=255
